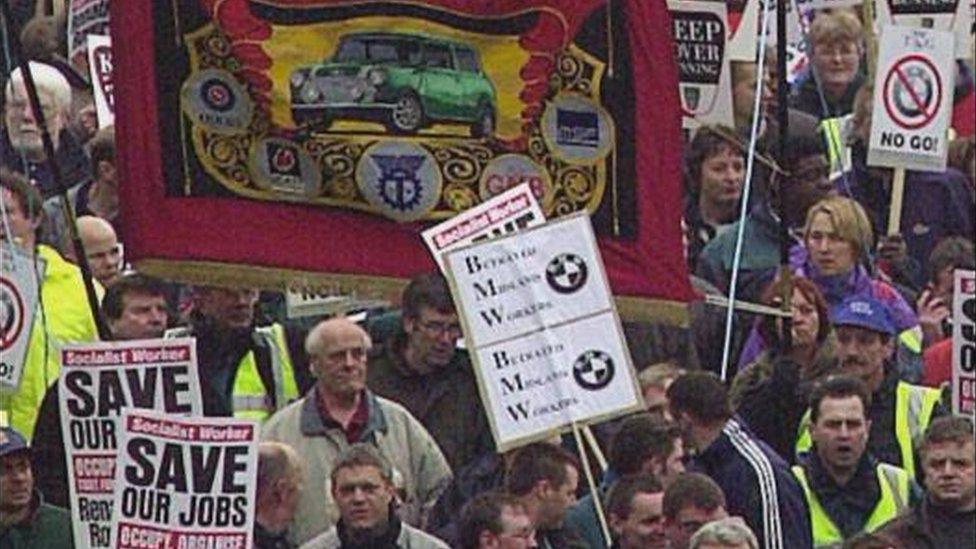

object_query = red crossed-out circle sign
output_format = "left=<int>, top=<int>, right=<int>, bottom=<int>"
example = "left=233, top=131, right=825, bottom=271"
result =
left=882, top=53, right=943, bottom=130
left=0, top=277, right=26, bottom=351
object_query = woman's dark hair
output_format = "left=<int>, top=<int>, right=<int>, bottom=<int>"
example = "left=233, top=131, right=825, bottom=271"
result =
left=683, top=125, right=743, bottom=198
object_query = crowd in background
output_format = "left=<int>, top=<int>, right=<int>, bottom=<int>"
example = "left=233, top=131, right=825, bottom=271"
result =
left=1, top=3, right=975, bottom=549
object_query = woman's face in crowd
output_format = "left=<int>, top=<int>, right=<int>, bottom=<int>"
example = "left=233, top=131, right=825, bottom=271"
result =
left=791, top=289, right=820, bottom=348
left=699, top=146, right=745, bottom=209
left=806, top=212, right=857, bottom=275
left=812, top=39, right=861, bottom=91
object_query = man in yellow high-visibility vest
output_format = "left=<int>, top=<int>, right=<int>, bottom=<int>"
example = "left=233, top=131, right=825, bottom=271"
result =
left=796, top=296, right=945, bottom=478
left=793, top=375, right=918, bottom=546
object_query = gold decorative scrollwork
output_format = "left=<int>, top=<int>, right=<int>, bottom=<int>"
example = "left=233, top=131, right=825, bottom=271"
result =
left=443, top=183, right=479, bottom=212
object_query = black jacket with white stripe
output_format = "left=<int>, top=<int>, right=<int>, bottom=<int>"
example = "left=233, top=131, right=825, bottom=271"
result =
left=691, top=417, right=813, bottom=549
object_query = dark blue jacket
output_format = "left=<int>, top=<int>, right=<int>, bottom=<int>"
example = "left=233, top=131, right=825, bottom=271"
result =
left=691, top=417, right=813, bottom=549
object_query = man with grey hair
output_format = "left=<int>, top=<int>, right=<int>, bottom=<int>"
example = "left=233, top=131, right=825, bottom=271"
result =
left=3, top=61, right=91, bottom=197
left=262, top=317, right=451, bottom=545
left=301, top=444, right=449, bottom=548
left=255, top=442, right=304, bottom=548
left=689, top=517, right=759, bottom=549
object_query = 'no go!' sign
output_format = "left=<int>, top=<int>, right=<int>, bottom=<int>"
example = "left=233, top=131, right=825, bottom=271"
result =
left=868, top=25, right=954, bottom=172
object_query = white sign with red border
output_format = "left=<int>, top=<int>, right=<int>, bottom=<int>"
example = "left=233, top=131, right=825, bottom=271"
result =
left=0, top=243, right=40, bottom=392
left=109, top=410, right=258, bottom=549
left=60, top=338, right=203, bottom=548
left=952, top=269, right=975, bottom=418
left=423, top=182, right=546, bottom=274
left=87, top=34, right=114, bottom=128
left=867, top=25, right=954, bottom=171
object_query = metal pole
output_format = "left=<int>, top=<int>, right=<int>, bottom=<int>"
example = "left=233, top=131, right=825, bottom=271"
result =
left=776, top=0, right=793, bottom=350
left=1, top=0, right=111, bottom=341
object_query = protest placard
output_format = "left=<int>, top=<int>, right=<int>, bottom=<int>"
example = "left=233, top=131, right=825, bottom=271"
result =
left=422, top=183, right=546, bottom=274
left=867, top=25, right=955, bottom=172
left=445, top=214, right=641, bottom=451
left=953, top=270, right=975, bottom=417
left=875, top=0, right=973, bottom=58
left=0, top=244, right=40, bottom=392
left=110, top=410, right=258, bottom=549
left=87, top=34, right=114, bottom=128
left=670, top=1, right=736, bottom=129
left=67, top=0, right=111, bottom=73
left=60, top=338, right=202, bottom=549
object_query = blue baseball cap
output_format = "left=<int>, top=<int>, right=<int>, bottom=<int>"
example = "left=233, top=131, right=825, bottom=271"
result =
left=0, top=426, right=30, bottom=457
left=830, top=295, right=896, bottom=336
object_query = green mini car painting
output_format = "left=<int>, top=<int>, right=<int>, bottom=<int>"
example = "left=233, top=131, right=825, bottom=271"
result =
left=290, top=31, right=498, bottom=136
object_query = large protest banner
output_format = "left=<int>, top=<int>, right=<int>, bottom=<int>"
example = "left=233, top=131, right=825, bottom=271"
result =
left=110, top=410, right=259, bottom=549
left=110, top=1, right=695, bottom=323
left=445, top=214, right=642, bottom=451
left=670, top=1, right=735, bottom=130
left=60, top=339, right=203, bottom=549
left=0, top=243, right=39, bottom=393
left=953, top=270, right=976, bottom=418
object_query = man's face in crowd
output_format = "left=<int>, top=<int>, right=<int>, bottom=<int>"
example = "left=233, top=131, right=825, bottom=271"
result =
left=665, top=504, right=728, bottom=549
left=79, top=217, right=123, bottom=286
left=647, top=439, right=686, bottom=488
left=835, top=325, right=892, bottom=394
left=782, top=155, right=834, bottom=224
left=611, top=492, right=667, bottom=549
left=480, top=505, right=537, bottom=549
left=195, top=287, right=258, bottom=330
left=698, top=145, right=745, bottom=210
left=643, top=379, right=675, bottom=419
left=932, top=266, right=956, bottom=307
left=109, top=291, right=168, bottom=340
left=923, top=440, right=976, bottom=510
left=403, top=306, right=461, bottom=373
left=806, top=212, right=857, bottom=276
left=535, top=466, right=579, bottom=529
left=4, top=81, right=65, bottom=157
left=811, top=39, right=861, bottom=91
left=811, top=396, right=870, bottom=473
left=0, top=188, right=39, bottom=249
left=0, top=451, right=34, bottom=514
left=332, top=465, right=394, bottom=533
left=313, top=322, right=369, bottom=398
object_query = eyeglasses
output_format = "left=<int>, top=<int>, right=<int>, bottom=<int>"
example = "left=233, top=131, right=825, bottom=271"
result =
left=417, top=320, right=462, bottom=337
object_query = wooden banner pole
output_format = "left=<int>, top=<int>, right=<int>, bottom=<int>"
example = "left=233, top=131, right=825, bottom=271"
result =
left=572, top=422, right=613, bottom=548
left=582, top=425, right=609, bottom=474
left=887, top=168, right=906, bottom=235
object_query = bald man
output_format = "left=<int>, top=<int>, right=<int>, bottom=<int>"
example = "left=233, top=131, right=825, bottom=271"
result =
left=76, top=215, right=122, bottom=286
left=261, top=317, right=452, bottom=545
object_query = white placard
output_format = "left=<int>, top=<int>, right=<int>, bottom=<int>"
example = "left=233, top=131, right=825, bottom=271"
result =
left=952, top=269, right=975, bottom=417
left=876, top=0, right=973, bottom=58
left=423, top=183, right=546, bottom=274
left=867, top=25, right=955, bottom=172
left=60, top=338, right=203, bottom=548
left=67, top=0, right=110, bottom=73
left=284, top=290, right=388, bottom=319
left=670, top=1, right=736, bottom=130
left=110, top=410, right=258, bottom=549
left=445, top=214, right=612, bottom=348
left=0, top=244, right=39, bottom=391
left=475, top=311, right=642, bottom=450
left=87, top=34, right=114, bottom=128
left=726, top=0, right=760, bottom=61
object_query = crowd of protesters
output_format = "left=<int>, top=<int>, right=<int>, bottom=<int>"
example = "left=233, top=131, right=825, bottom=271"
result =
left=1, top=3, right=975, bottom=549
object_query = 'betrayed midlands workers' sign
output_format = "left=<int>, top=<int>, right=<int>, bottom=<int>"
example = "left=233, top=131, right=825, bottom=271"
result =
left=953, top=270, right=976, bottom=417
left=669, top=1, right=735, bottom=129
left=868, top=25, right=954, bottom=172
left=110, top=411, right=259, bottom=549
left=60, top=339, right=202, bottom=548
left=445, top=214, right=642, bottom=450
left=423, top=182, right=546, bottom=274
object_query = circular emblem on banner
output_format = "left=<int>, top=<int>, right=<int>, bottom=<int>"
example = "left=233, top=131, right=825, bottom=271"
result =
left=356, top=141, right=442, bottom=222
left=573, top=350, right=615, bottom=391
left=181, top=69, right=254, bottom=133
left=882, top=54, right=943, bottom=130
left=0, top=277, right=26, bottom=351
left=248, top=137, right=323, bottom=197
left=479, top=154, right=553, bottom=206
left=545, top=253, right=588, bottom=294
left=540, top=94, right=614, bottom=165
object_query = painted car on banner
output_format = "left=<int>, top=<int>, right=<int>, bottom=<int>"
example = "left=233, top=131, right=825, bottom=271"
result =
left=290, top=31, right=498, bottom=136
